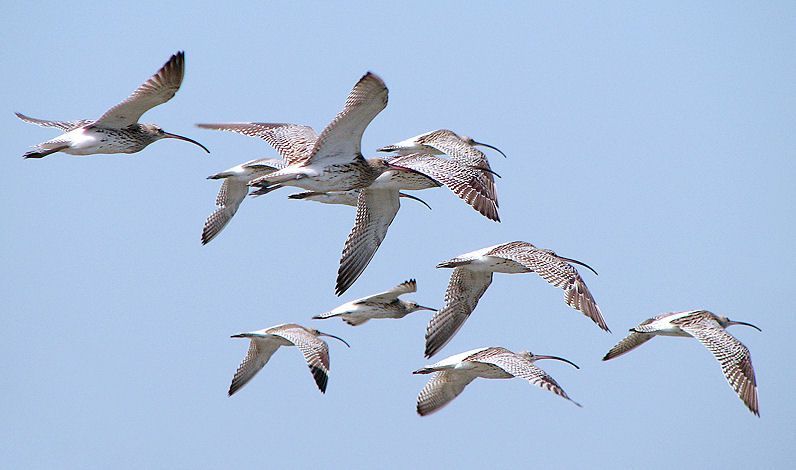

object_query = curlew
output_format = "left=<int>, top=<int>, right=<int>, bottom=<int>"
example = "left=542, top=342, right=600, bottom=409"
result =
left=201, top=72, right=392, bottom=195
left=335, top=165, right=442, bottom=295
left=413, top=346, right=581, bottom=416
left=202, top=157, right=287, bottom=244
left=313, top=279, right=435, bottom=326
left=288, top=189, right=431, bottom=210
left=17, top=51, right=208, bottom=159
left=425, top=241, right=607, bottom=358
left=603, top=309, right=761, bottom=416
left=228, top=323, right=350, bottom=396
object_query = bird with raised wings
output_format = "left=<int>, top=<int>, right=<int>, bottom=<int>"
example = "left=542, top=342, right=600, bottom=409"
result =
left=313, top=279, right=436, bottom=326
left=603, top=309, right=761, bottom=416
left=17, top=51, right=208, bottom=159
left=227, top=323, right=350, bottom=396
left=425, top=241, right=607, bottom=358
left=200, top=72, right=392, bottom=196
left=413, top=346, right=581, bottom=416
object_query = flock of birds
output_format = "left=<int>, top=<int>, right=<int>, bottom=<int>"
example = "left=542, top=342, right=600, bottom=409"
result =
left=18, top=51, right=762, bottom=416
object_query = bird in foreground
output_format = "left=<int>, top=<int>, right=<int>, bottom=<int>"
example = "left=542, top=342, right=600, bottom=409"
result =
left=603, top=309, right=761, bottom=416
left=425, top=241, right=607, bottom=358
left=228, top=323, right=350, bottom=396
left=387, top=152, right=500, bottom=222
left=17, top=51, right=208, bottom=159
left=313, top=279, right=436, bottom=326
left=413, top=346, right=581, bottom=416
left=202, top=157, right=287, bottom=244
left=335, top=165, right=442, bottom=295
left=210, top=72, right=393, bottom=195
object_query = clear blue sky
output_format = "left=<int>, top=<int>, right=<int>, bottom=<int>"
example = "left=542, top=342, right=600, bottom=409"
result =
left=3, top=2, right=794, bottom=468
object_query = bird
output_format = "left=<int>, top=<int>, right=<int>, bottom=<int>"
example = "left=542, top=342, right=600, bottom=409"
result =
left=201, top=72, right=392, bottom=196
left=379, top=129, right=504, bottom=207
left=17, top=51, right=208, bottom=159
left=387, top=152, right=500, bottom=222
left=603, top=309, right=761, bottom=416
left=425, top=241, right=607, bottom=358
left=202, top=157, right=287, bottom=244
left=227, top=323, right=350, bottom=396
left=377, top=129, right=508, bottom=160
left=335, top=165, right=442, bottom=295
left=288, top=189, right=432, bottom=210
left=313, top=279, right=436, bottom=326
left=413, top=346, right=581, bottom=416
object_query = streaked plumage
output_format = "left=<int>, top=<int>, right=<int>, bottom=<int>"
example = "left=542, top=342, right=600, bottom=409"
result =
left=227, top=323, right=350, bottom=396
left=201, top=157, right=287, bottom=244
left=313, top=279, right=436, bottom=326
left=388, top=152, right=499, bottom=222
left=413, top=346, right=580, bottom=416
left=603, top=310, right=761, bottom=416
left=335, top=166, right=441, bottom=295
left=425, top=241, right=607, bottom=358
left=18, top=52, right=208, bottom=158
left=205, top=72, right=390, bottom=194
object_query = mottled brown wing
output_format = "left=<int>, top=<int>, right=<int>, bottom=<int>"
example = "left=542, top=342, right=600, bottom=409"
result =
left=602, top=331, right=654, bottom=360
left=490, top=245, right=608, bottom=331
left=15, top=112, right=92, bottom=131
left=478, top=353, right=580, bottom=406
left=416, top=371, right=476, bottom=416
left=196, top=123, right=317, bottom=165
left=390, top=153, right=499, bottom=222
left=307, top=72, right=388, bottom=166
left=425, top=268, right=493, bottom=358
left=677, top=317, right=759, bottom=416
left=95, top=52, right=185, bottom=127
left=335, top=188, right=400, bottom=295
left=228, top=339, right=280, bottom=396
left=272, top=328, right=331, bottom=393
left=357, top=279, right=417, bottom=304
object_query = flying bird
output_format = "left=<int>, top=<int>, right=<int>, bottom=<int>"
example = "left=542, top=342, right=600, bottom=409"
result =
left=313, top=279, right=436, bottom=326
left=413, top=346, right=581, bottom=416
left=425, top=241, right=607, bottom=358
left=17, top=51, right=208, bottom=159
left=202, top=157, right=287, bottom=244
left=228, top=323, right=350, bottom=396
left=334, top=164, right=442, bottom=295
left=603, top=309, right=761, bottom=416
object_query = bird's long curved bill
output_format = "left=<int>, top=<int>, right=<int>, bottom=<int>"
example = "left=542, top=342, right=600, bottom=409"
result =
left=470, top=165, right=502, bottom=178
left=729, top=320, right=762, bottom=332
left=558, top=256, right=599, bottom=276
left=417, top=305, right=437, bottom=312
left=319, top=331, right=351, bottom=348
left=163, top=132, right=210, bottom=153
left=399, top=193, right=433, bottom=210
left=472, top=140, right=508, bottom=159
left=534, top=354, right=580, bottom=369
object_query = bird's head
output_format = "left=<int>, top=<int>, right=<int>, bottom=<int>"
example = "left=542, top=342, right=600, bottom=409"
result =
left=144, top=124, right=209, bottom=153
left=313, top=330, right=351, bottom=348
left=718, top=315, right=762, bottom=332
left=405, top=301, right=437, bottom=313
left=519, top=351, right=580, bottom=369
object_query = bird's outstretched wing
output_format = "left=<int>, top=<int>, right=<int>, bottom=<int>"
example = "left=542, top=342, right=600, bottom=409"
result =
left=15, top=112, right=92, bottom=131
left=272, top=327, right=331, bottom=393
left=95, top=51, right=186, bottom=127
left=307, top=72, right=388, bottom=167
left=335, top=188, right=400, bottom=296
left=357, top=279, right=417, bottom=304
left=476, top=352, right=580, bottom=406
left=196, top=123, right=317, bottom=165
left=416, top=370, right=475, bottom=416
left=676, top=315, right=759, bottom=416
left=228, top=338, right=280, bottom=396
left=425, top=268, right=493, bottom=358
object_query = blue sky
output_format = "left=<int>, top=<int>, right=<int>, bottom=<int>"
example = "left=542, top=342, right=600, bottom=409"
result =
left=3, top=1, right=794, bottom=468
